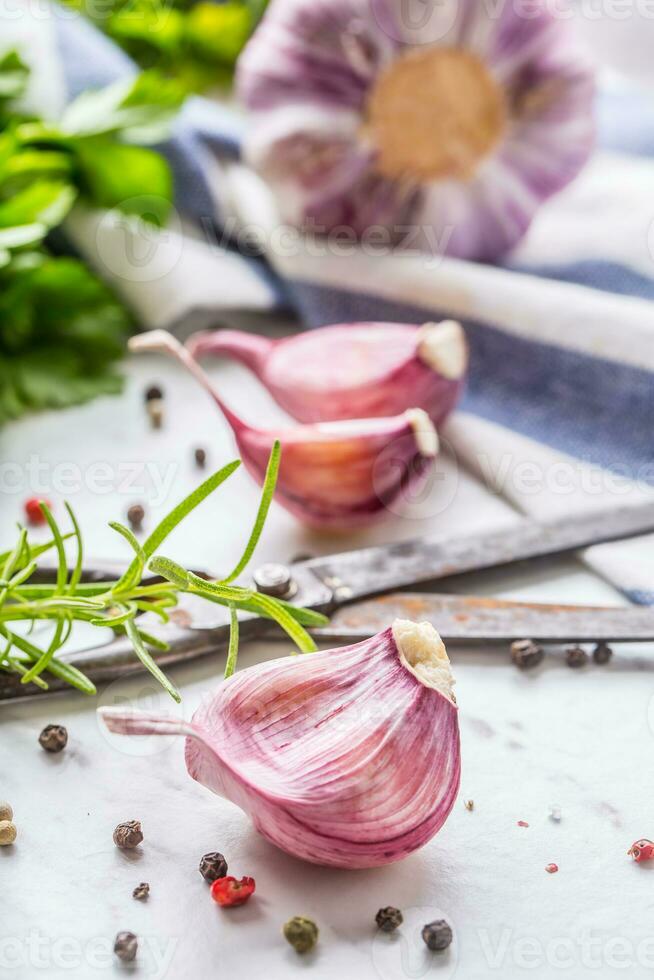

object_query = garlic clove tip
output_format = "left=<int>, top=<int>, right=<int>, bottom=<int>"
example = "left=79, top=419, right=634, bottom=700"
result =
left=393, top=618, right=456, bottom=702
left=417, top=320, right=467, bottom=381
left=405, top=409, right=439, bottom=458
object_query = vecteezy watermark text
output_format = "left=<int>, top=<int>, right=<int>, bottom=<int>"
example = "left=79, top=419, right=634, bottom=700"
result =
left=0, top=456, right=178, bottom=507
left=0, top=931, right=177, bottom=977
left=478, top=927, right=654, bottom=970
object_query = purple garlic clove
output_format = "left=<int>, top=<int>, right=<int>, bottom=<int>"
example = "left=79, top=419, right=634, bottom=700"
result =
left=99, top=619, right=461, bottom=869
left=129, top=330, right=439, bottom=530
left=186, top=319, right=467, bottom=426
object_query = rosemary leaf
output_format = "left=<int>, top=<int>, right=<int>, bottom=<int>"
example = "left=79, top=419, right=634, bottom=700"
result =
left=224, top=604, right=239, bottom=679
left=223, top=439, right=280, bottom=584
left=125, top=618, right=180, bottom=702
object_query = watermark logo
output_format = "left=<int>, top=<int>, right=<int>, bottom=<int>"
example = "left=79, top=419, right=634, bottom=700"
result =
left=372, top=430, right=459, bottom=521
left=97, top=679, right=186, bottom=757
left=95, top=198, right=183, bottom=284
left=0, top=455, right=178, bottom=507
left=371, top=0, right=460, bottom=45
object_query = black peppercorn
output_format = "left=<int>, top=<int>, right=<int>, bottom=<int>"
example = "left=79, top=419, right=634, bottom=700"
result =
left=510, top=639, right=544, bottom=670
left=194, top=447, right=207, bottom=468
left=283, top=917, right=319, bottom=954
left=132, top=882, right=150, bottom=900
left=422, top=919, right=453, bottom=951
left=39, top=724, right=68, bottom=753
left=198, top=851, right=228, bottom=882
left=114, top=931, right=138, bottom=962
left=593, top=641, right=613, bottom=665
left=375, top=907, right=403, bottom=932
left=565, top=645, right=588, bottom=669
left=145, top=384, right=163, bottom=402
left=127, top=504, right=145, bottom=531
left=113, top=820, right=143, bottom=849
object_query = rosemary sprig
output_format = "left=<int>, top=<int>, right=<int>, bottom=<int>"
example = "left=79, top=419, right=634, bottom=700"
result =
left=0, top=443, right=327, bottom=701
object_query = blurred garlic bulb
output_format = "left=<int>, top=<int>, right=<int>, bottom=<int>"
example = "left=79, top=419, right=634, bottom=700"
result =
left=130, top=330, right=438, bottom=529
left=237, top=0, right=595, bottom=260
left=187, top=319, right=467, bottom=425
left=100, top=619, right=461, bottom=869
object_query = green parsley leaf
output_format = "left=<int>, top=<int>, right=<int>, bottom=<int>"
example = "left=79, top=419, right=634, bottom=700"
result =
left=74, top=141, right=172, bottom=224
left=0, top=51, right=29, bottom=102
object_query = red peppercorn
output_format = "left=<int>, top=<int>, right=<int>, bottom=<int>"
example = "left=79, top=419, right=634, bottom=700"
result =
left=210, top=875, right=255, bottom=907
left=24, top=498, right=51, bottom=526
left=628, top=839, right=654, bottom=863
left=545, top=863, right=559, bottom=874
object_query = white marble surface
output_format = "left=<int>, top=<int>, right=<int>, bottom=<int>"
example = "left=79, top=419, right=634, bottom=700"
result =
left=2, top=354, right=654, bottom=980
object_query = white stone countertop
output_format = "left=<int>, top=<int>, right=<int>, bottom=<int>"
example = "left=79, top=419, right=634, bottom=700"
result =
left=1, top=352, right=654, bottom=980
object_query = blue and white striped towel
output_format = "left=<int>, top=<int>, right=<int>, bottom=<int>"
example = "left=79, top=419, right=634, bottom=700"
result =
left=9, top=1, right=654, bottom=605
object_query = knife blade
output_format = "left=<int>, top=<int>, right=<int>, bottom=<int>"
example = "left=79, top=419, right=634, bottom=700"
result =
left=3, top=592, right=653, bottom=702
left=310, top=593, right=654, bottom=643
left=2, top=499, right=654, bottom=701
left=295, top=500, right=654, bottom=606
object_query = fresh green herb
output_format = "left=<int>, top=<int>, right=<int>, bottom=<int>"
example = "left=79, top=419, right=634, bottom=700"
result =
left=61, top=0, right=268, bottom=94
left=0, top=444, right=328, bottom=700
left=0, top=52, right=185, bottom=425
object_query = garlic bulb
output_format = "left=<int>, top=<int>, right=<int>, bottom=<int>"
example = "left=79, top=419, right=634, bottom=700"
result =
left=130, top=330, right=438, bottom=529
left=187, top=320, right=467, bottom=425
left=237, top=0, right=595, bottom=260
left=99, top=619, right=460, bottom=869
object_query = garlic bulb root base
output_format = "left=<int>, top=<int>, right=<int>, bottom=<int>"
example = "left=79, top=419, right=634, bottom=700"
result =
left=393, top=619, right=455, bottom=701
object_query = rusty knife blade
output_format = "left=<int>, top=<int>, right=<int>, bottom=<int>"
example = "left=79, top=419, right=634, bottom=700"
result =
left=298, top=500, right=654, bottom=605
left=310, top=593, right=654, bottom=644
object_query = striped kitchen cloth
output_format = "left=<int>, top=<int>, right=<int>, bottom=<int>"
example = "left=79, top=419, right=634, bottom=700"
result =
left=9, top=1, right=654, bottom=604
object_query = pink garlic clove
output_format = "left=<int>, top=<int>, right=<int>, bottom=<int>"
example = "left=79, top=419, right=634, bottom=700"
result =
left=129, top=330, right=439, bottom=529
left=186, top=320, right=467, bottom=425
left=99, top=619, right=461, bottom=869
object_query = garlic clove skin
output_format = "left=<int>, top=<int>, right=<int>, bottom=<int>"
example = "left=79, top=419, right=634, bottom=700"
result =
left=130, top=330, right=439, bottom=529
left=237, top=0, right=595, bottom=261
left=99, top=619, right=460, bottom=869
left=187, top=320, right=467, bottom=426
left=236, top=407, right=437, bottom=528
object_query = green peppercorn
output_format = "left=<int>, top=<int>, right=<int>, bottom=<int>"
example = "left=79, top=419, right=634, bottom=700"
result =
left=375, top=907, right=403, bottom=932
left=283, top=916, right=319, bottom=954
left=422, top=919, right=453, bottom=951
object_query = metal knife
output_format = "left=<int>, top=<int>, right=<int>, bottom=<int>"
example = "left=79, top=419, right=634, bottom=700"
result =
left=2, top=499, right=653, bottom=701
left=310, top=593, right=654, bottom=643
